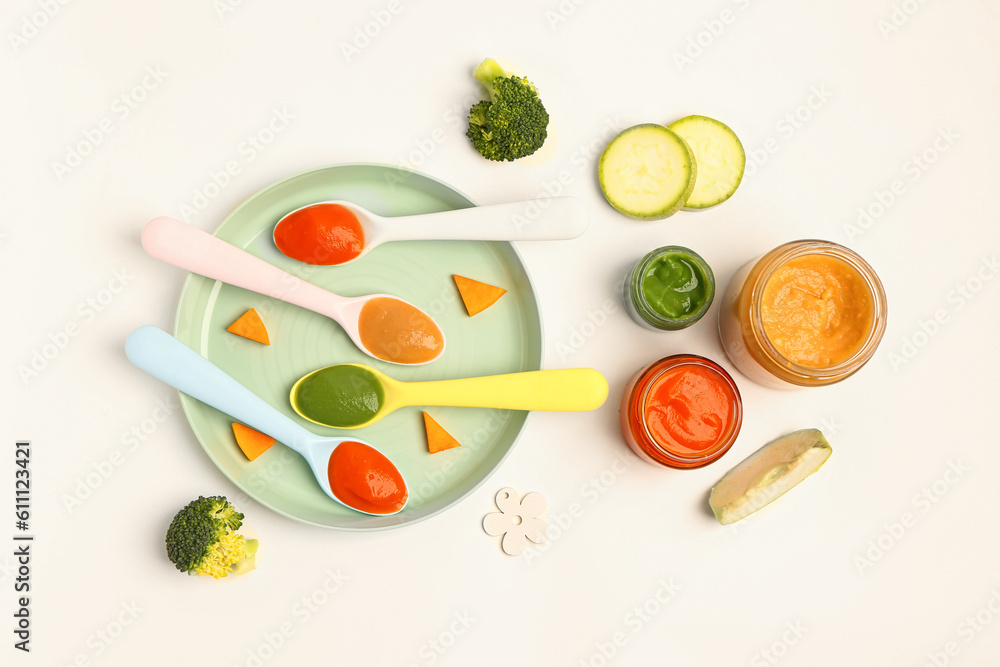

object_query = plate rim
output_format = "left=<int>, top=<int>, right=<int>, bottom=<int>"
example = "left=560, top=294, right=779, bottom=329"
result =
left=171, top=161, right=545, bottom=531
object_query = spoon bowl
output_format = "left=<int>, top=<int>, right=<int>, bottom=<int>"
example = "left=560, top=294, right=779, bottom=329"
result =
left=272, top=196, right=589, bottom=266
left=290, top=362, right=609, bottom=429
left=142, top=216, right=445, bottom=366
left=125, top=326, right=409, bottom=516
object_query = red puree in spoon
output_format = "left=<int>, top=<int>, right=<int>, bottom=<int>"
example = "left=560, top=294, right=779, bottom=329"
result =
left=327, top=441, right=408, bottom=515
left=274, top=203, right=365, bottom=265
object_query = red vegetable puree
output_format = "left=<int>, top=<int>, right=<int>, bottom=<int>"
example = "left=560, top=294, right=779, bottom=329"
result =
left=274, top=203, right=365, bottom=265
left=643, top=364, right=736, bottom=457
left=327, top=441, right=407, bottom=514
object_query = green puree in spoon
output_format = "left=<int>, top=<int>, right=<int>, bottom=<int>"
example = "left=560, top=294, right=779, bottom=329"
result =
left=641, top=251, right=711, bottom=319
left=293, top=365, right=385, bottom=428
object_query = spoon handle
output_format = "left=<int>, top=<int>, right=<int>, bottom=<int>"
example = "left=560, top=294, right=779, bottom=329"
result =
left=377, top=197, right=589, bottom=242
left=142, top=217, right=347, bottom=320
left=400, top=368, right=609, bottom=412
left=125, top=325, right=314, bottom=452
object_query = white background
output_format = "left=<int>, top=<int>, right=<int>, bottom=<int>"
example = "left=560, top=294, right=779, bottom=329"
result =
left=3, top=1, right=1000, bottom=665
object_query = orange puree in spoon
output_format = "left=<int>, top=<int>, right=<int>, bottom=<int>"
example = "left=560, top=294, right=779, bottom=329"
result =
left=274, top=203, right=365, bottom=265
left=358, top=297, right=444, bottom=364
left=327, top=441, right=408, bottom=515
left=760, top=255, right=874, bottom=368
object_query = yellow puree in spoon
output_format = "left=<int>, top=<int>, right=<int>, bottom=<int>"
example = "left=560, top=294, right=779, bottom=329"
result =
left=760, top=255, right=874, bottom=368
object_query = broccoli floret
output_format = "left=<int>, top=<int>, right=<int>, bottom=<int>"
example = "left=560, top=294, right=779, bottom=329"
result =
left=164, top=496, right=258, bottom=579
left=466, top=58, right=549, bottom=162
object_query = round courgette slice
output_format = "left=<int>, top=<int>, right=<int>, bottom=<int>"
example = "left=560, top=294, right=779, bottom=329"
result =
left=598, top=123, right=696, bottom=220
left=667, top=115, right=745, bottom=210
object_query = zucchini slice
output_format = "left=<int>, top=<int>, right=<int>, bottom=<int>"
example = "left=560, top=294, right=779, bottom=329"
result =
left=667, top=115, right=745, bottom=209
left=598, top=123, right=696, bottom=220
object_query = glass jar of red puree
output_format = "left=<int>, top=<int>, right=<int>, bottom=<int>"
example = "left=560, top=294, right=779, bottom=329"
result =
left=620, top=354, right=743, bottom=469
left=718, top=240, right=888, bottom=389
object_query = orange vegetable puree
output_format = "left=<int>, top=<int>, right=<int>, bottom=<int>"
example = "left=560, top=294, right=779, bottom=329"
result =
left=274, top=203, right=365, bottom=266
left=644, top=364, right=736, bottom=457
left=327, top=441, right=407, bottom=515
left=760, top=255, right=874, bottom=368
left=358, top=297, right=443, bottom=364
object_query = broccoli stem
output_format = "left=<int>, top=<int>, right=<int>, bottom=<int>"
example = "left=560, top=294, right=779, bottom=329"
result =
left=473, top=58, right=511, bottom=100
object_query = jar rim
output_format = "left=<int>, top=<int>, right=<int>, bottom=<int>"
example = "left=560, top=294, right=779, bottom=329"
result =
left=631, top=246, right=716, bottom=328
left=747, top=240, right=888, bottom=383
left=629, top=354, right=742, bottom=467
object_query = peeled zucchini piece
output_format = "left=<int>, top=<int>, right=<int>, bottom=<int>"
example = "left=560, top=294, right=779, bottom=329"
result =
left=598, top=123, right=696, bottom=220
left=667, top=115, right=745, bottom=210
left=709, top=429, right=831, bottom=525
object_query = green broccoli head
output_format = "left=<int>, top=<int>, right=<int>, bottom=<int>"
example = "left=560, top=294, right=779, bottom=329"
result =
left=467, top=58, right=549, bottom=162
left=164, top=496, right=258, bottom=579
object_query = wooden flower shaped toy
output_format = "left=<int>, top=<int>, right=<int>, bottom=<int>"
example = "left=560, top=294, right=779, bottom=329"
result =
left=483, top=488, right=549, bottom=556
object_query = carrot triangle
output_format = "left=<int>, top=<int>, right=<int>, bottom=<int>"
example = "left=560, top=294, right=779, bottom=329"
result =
left=422, top=412, right=461, bottom=454
left=231, top=423, right=276, bottom=462
left=227, top=308, right=270, bottom=344
left=453, top=275, right=507, bottom=316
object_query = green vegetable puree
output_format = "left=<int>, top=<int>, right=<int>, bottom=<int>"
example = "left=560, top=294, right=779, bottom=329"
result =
left=294, top=365, right=385, bottom=428
left=641, top=253, right=709, bottom=319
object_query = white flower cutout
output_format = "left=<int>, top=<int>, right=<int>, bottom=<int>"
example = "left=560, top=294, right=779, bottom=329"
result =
left=483, top=488, right=549, bottom=556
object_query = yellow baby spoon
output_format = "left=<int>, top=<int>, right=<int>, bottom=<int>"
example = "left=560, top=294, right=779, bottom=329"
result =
left=290, top=363, right=609, bottom=429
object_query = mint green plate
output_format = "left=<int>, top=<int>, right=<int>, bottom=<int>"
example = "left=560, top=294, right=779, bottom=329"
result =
left=173, top=164, right=543, bottom=530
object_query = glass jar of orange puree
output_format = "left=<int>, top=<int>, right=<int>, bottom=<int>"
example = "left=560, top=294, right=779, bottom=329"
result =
left=719, top=240, right=888, bottom=388
left=620, top=355, right=743, bottom=469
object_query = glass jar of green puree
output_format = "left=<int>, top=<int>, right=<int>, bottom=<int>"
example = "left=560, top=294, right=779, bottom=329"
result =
left=623, top=246, right=715, bottom=331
